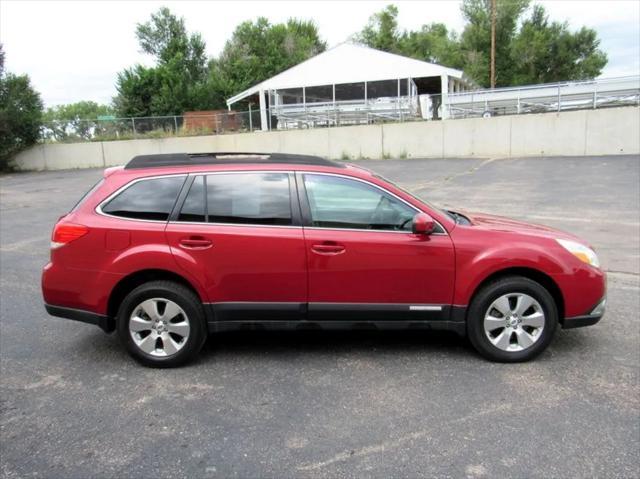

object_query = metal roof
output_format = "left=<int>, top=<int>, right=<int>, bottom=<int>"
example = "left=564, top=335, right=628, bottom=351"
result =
left=227, top=42, right=464, bottom=106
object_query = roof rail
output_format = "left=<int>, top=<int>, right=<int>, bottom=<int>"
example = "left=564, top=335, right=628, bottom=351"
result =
left=124, top=152, right=344, bottom=169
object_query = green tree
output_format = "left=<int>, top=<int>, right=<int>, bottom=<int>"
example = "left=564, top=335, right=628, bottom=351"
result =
left=0, top=43, right=5, bottom=76
left=510, top=5, right=607, bottom=85
left=135, top=6, right=208, bottom=80
left=0, top=44, right=44, bottom=170
left=113, top=65, right=159, bottom=117
left=43, top=101, right=114, bottom=141
left=113, top=7, right=211, bottom=117
left=400, top=24, right=464, bottom=68
left=356, top=5, right=402, bottom=52
left=459, top=0, right=530, bottom=86
left=210, top=18, right=327, bottom=106
left=355, top=5, right=465, bottom=70
left=357, top=2, right=607, bottom=88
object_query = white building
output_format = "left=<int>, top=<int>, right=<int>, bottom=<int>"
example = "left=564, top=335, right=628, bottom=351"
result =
left=226, top=42, right=473, bottom=131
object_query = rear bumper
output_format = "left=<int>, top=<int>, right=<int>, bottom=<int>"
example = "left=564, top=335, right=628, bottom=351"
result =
left=42, top=261, right=121, bottom=319
left=562, top=297, right=606, bottom=329
left=45, top=304, right=115, bottom=333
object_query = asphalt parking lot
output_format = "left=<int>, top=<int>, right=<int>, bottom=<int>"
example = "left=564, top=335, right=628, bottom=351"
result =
left=1, top=155, right=638, bottom=478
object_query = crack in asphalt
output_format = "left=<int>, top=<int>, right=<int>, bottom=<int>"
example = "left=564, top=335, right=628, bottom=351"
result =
left=297, top=403, right=512, bottom=471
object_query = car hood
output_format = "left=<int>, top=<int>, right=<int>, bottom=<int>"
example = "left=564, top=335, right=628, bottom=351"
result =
left=460, top=211, right=583, bottom=242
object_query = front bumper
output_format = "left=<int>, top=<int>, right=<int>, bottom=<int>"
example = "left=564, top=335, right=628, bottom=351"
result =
left=45, top=304, right=115, bottom=333
left=562, top=298, right=606, bottom=329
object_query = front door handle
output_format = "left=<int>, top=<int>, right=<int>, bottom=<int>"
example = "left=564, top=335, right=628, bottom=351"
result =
left=179, top=236, right=213, bottom=250
left=311, top=243, right=345, bottom=255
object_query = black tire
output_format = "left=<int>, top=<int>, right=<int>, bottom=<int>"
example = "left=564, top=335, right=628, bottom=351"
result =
left=467, top=276, right=558, bottom=362
left=116, top=280, right=207, bottom=368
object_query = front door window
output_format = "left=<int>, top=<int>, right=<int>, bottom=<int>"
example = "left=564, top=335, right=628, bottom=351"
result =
left=303, top=174, right=415, bottom=231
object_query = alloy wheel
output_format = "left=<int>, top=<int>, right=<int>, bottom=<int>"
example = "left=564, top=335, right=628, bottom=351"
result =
left=129, top=298, right=190, bottom=357
left=483, top=292, right=545, bottom=352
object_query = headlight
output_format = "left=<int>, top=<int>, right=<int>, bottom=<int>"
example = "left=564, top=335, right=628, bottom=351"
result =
left=556, top=239, right=600, bottom=268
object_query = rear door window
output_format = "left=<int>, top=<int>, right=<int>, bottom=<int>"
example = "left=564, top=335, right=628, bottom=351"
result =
left=176, top=173, right=292, bottom=226
left=101, top=176, right=185, bottom=221
left=207, top=173, right=291, bottom=225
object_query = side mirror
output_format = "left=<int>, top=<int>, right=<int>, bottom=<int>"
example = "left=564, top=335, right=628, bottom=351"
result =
left=412, top=213, right=435, bottom=235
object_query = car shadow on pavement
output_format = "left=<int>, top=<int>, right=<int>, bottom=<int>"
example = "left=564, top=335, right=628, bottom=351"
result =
left=69, top=326, right=592, bottom=366
left=65, top=324, right=598, bottom=368
left=63, top=328, right=473, bottom=369
left=199, top=329, right=471, bottom=361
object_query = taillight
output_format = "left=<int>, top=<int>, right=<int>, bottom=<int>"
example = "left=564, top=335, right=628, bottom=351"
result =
left=51, top=223, right=89, bottom=249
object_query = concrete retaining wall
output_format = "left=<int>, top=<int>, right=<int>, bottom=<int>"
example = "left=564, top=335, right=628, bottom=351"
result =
left=13, top=106, right=640, bottom=171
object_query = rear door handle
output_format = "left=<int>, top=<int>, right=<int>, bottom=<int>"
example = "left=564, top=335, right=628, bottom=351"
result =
left=311, top=243, right=345, bottom=255
left=179, top=236, right=213, bottom=250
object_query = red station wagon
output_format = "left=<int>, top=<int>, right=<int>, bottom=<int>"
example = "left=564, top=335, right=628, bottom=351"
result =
left=42, top=153, right=606, bottom=367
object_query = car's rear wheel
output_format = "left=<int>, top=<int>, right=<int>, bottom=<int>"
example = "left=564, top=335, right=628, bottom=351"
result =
left=467, top=276, right=558, bottom=362
left=117, top=281, right=207, bottom=368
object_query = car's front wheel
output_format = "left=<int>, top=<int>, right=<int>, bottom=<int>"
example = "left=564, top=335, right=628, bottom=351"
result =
left=467, top=276, right=558, bottom=362
left=117, top=281, right=207, bottom=368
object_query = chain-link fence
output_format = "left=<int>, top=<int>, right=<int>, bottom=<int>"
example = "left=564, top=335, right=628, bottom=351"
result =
left=41, top=110, right=263, bottom=143
left=41, top=76, right=640, bottom=143
left=40, top=103, right=424, bottom=143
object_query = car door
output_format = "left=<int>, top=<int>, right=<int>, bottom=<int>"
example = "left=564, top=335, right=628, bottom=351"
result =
left=165, top=171, right=307, bottom=321
left=297, top=172, right=455, bottom=321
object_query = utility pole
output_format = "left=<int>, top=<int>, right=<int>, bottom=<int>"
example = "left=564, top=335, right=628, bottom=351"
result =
left=490, top=0, right=497, bottom=89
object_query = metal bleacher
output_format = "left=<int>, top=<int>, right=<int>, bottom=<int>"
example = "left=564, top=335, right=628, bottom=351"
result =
left=445, top=76, right=640, bottom=119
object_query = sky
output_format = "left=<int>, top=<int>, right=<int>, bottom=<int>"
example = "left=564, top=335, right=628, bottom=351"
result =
left=1, top=0, right=639, bottom=107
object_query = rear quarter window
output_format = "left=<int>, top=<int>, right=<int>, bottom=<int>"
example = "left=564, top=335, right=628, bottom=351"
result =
left=101, top=176, right=185, bottom=221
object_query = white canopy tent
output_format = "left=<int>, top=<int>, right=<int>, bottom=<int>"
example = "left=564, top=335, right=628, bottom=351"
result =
left=226, top=42, right=472, bottom=130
